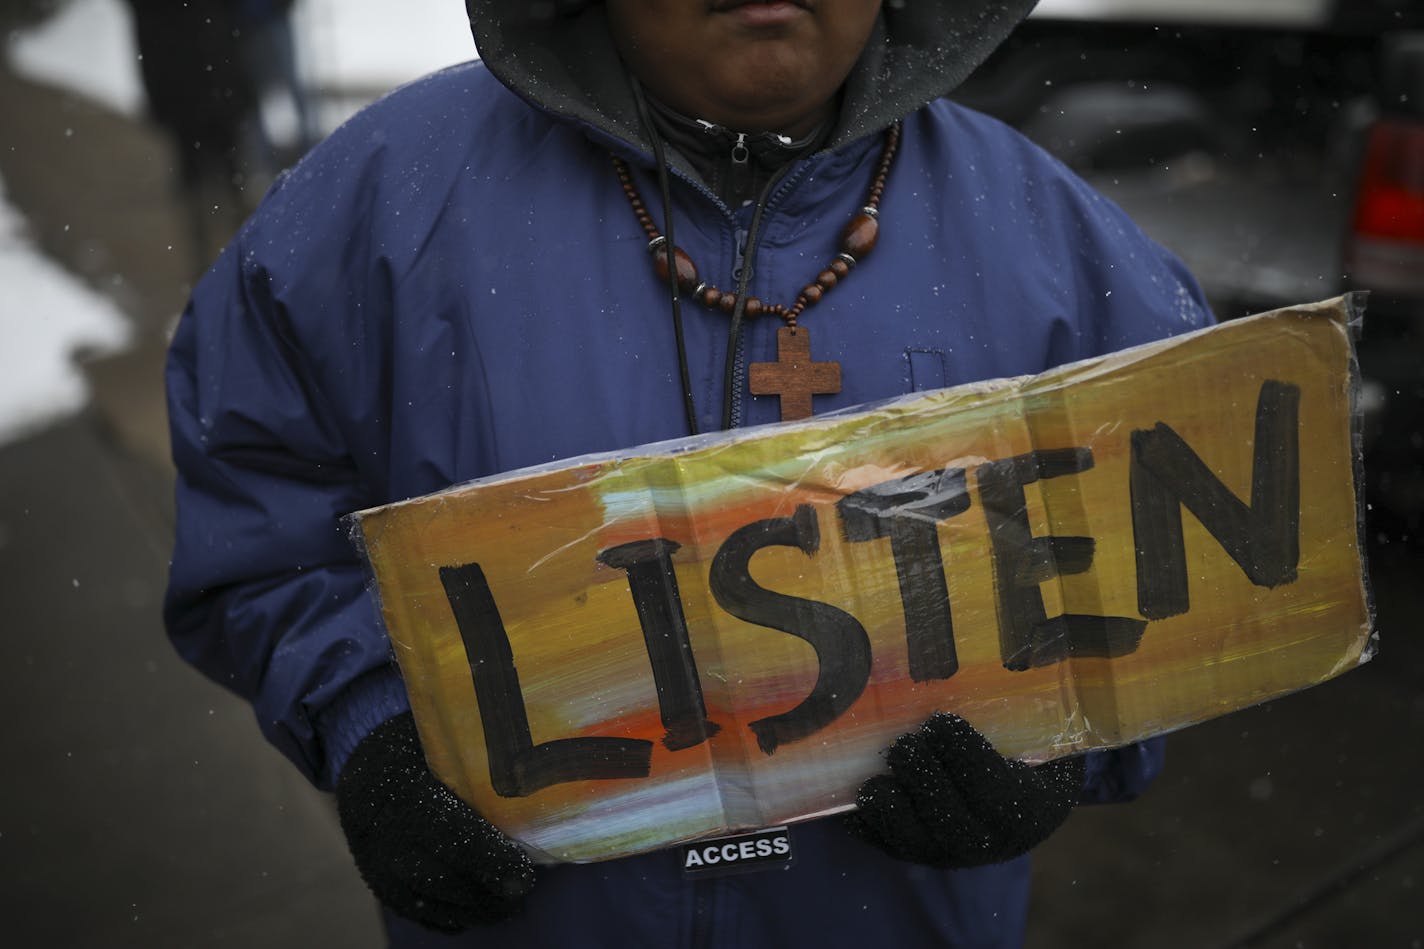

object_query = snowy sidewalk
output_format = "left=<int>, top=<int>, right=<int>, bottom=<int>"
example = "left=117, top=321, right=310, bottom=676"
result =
left=0, top=46, right=384, bottom=945
left=0, top=6, right=475, bottom=939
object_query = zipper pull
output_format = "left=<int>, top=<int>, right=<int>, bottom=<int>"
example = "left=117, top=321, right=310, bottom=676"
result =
left=731, top=133, right=751, bottom=199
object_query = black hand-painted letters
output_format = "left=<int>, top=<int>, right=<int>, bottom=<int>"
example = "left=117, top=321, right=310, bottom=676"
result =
left=439, top=563, right=653, bottom=797
left=708, top=505, right=873, bottom=755
left=1131, top=379, right=1300, bottom=619
left=437, top=380, right=1304, bottom=796
left=597, top=539, right=721, bottom=750
left=838, top=468, right=970, bottom=681
left=978, top=448, right=1147, bottom=670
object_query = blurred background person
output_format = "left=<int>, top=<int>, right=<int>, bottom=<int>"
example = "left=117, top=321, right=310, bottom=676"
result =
left=237, top=0, right=318, bottom=169
left=122, top=0, right=314, bottom=276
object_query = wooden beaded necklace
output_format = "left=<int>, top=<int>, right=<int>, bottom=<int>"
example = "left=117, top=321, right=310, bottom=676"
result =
left=612, top=121, right=902, bottom=421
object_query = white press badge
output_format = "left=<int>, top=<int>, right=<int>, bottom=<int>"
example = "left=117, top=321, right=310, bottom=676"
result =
left=679, top=827, right=794, bottom=878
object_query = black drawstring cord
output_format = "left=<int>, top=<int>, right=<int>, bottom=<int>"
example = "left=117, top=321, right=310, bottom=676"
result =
left=630, top=80, right=701, bottom=437
left=628, top=78, right=802, bottom=432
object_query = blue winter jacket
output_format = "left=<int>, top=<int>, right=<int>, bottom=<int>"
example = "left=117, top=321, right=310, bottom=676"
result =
left=165, top=14, right=1212, bottom=947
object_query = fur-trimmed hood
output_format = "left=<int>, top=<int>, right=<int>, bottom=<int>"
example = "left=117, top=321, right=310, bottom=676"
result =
left=463, top=0, right=1038, bottom=153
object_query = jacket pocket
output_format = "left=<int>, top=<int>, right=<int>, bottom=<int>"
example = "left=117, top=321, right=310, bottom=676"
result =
left=905, top=348, right=948, bottom=393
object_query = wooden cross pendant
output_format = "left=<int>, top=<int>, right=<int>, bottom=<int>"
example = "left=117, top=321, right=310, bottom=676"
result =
left=748, top=326, right=842, bottom=421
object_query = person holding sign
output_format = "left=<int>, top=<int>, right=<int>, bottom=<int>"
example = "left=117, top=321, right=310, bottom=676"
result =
left=165, top=0, right=1215, bottom=945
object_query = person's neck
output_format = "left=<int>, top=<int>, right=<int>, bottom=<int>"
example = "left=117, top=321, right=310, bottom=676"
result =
left=645, top=94, right=838, bottom=208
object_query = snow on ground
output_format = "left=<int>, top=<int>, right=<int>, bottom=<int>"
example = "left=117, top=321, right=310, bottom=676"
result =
left=4, top=0, right=144, bottom=116
left=1, top=0, right=473, bottom=446
left=7, top=0, right=478, bottom=121
left=293, top=0, right=477, bottom=93
left=0, top=174, right=130, bottom=445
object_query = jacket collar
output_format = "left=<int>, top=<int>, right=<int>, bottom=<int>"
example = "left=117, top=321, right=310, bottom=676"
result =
left=645, top=93, right=834, bottom=207
left=463, top=1, right=1038, bottom=158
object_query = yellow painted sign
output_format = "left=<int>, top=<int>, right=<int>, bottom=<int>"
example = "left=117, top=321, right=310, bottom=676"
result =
left=353, top=297, right=1373, bottom=863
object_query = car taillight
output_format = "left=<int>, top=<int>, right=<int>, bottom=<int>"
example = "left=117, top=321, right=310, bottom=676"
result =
left=1347, top=117, right=1424, bottom=297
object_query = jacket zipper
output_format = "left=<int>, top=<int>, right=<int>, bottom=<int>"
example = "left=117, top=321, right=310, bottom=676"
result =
left=723, top=158, right=816, bottom=429
left=728, top=226, right=751, bottom=428
left=596, top=123, right=838, bottom=431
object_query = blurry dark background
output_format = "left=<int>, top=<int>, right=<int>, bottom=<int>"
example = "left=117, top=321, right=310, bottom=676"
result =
left=0, top=0, right=1420, bottom=945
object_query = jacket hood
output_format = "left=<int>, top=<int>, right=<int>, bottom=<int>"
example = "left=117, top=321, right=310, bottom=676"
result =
left=464, top=1, right=1038, bottom=155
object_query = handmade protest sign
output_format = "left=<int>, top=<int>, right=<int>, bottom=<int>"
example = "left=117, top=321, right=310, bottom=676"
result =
left=351, top=296, right=1373, bottom=864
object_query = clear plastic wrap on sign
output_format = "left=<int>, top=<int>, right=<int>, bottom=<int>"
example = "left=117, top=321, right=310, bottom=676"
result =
left=350, top=295, right=1374, bottom=863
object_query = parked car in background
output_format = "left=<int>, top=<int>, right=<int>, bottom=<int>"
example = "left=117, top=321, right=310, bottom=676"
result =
left=953, top=0, right=1424, bottom=546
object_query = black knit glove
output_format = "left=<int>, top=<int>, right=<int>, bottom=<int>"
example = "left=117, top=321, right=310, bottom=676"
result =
left=843, top=712, right=1085, bottom=868
left=335, top=712, right=536, bottom=932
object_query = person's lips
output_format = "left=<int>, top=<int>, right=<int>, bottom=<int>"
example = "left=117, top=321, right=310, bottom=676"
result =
left=711, top=0, right=812, bottom=11
left=710, top=0, right=813, bottom=25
